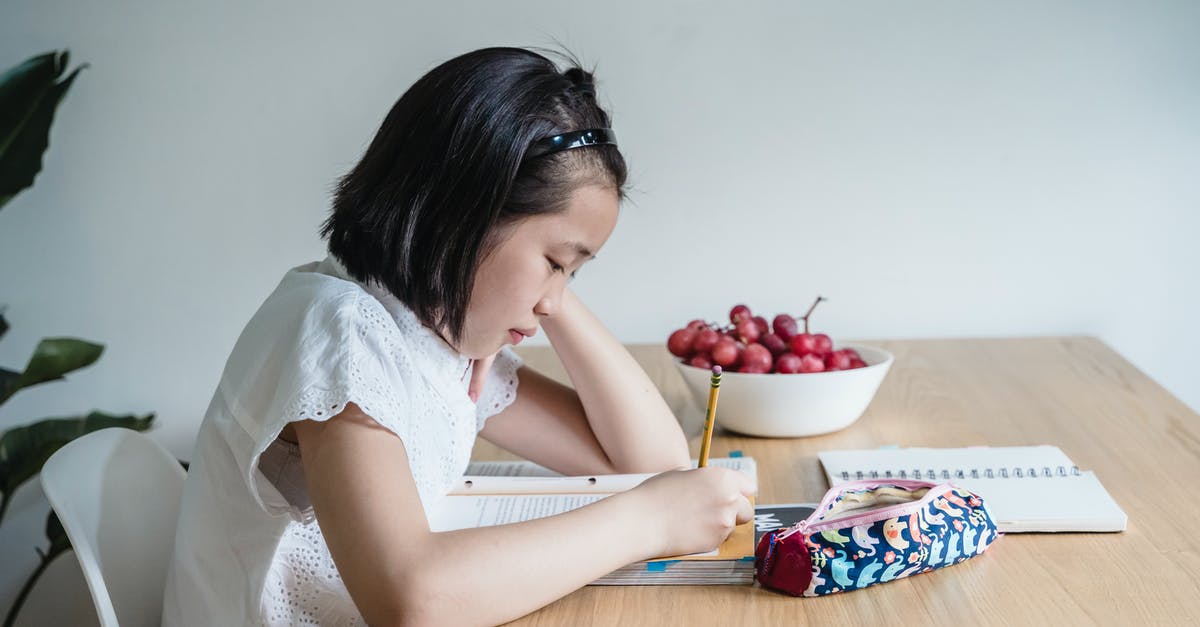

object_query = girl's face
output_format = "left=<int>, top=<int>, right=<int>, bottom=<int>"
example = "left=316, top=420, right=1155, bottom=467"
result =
left=455, top=184, right=620, bottom=358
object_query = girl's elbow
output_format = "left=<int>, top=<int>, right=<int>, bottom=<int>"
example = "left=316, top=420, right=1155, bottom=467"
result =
left=659, top=435, right=692, bottom=470
left=624, top=449, right=690, bottom=474
left=663, top=449, right=692, bottom=472
left=365, top=600, right=436, bottom=627
left=358, top=580, right=440, bottom=627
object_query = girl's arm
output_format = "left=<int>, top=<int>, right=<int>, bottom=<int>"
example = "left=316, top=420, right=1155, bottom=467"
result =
left=479, top=288, right=690, bottom=474
left=291, top=404, right=753, bottom=627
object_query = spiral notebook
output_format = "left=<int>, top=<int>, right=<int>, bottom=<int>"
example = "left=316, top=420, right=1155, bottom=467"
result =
left=818, top=446, right=1127, bottom=533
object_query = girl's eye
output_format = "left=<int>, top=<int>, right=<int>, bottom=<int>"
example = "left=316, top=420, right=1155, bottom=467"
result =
left=548, top=257, right=578, bottom=280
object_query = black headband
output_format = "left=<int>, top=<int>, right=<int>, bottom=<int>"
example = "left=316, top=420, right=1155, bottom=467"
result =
left=524, top=128, right=618, bottom=160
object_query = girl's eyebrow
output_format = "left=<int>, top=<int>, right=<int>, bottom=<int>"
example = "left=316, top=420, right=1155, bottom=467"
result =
left=561, top=241, right=594, bottom=261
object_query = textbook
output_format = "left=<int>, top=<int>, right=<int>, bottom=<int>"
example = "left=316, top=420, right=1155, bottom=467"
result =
left=818, top=445, right=1127, bottom=533
left=754, top=503, right=816, bottom=544
left=427, top=457, right=758, bottom=585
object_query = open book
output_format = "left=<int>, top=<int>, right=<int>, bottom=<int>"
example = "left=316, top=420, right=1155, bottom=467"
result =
left=818, top=445, right=1127, bottom=533
left=427, top=457, right=758, bottom=585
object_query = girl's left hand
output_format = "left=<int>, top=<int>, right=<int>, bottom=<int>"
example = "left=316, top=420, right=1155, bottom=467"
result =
left=468, top=352, right=498, bottom=402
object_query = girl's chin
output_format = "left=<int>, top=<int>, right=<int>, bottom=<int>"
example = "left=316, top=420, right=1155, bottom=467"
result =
left=453, top=331, right=514, bottom=359
left=457, top=341, right=504, bottom=361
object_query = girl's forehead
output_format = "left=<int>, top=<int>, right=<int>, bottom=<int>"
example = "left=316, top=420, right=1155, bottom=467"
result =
left=531, top=189, right=617, bottom=238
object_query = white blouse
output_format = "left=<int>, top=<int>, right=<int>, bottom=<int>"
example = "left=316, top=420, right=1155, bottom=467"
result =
left=162, top=255, right=522, bottom=626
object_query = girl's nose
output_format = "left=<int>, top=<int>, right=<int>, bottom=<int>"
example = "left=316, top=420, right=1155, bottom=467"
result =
left=533, top=292, right=558, bottom=317
left=533, top=279, right=565, bottom=317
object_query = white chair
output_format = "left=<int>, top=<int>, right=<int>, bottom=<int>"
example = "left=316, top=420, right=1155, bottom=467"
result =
left=40, top=427, right=186, bottom=627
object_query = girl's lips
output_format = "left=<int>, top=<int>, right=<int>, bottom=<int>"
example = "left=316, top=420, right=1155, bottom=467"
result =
left=509, top=329, right=524, bottom=345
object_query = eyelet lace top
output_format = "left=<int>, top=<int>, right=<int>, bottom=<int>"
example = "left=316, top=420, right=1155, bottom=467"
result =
left=162, top=255, right=522, bottom=627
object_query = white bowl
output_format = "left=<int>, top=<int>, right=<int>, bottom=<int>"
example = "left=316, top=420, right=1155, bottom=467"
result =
left=674, top=344, right=894, bottom=438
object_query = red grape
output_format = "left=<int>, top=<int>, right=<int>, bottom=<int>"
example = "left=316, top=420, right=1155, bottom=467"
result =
left=741, top=343, right=773, bottom=372
left=736, top=318, right=760, bottom=344
left=825, top=350, right=851, bottom=371
left=790, top=333, right=817, bottom=357
left=692, top=328, right=720, bottom=354
left=773, top=314, right=798, bottom=340
left=812, top=333, right=833, bottom=356
left=775, top=352, right=802, bottom=373
left=752, top=315, right=770, bottom=336
left=798, top=353, right=825, bottom=373
left=760, top=332, right=787, bottom=357
left=667, top=299, right=857, bottom=376
left=667, top=328, right=697, bottom=358
left=711, top=338, right=741, bottom=367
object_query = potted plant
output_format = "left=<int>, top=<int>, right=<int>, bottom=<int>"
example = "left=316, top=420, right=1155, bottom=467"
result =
left=1, top=50, right=155, bottom=627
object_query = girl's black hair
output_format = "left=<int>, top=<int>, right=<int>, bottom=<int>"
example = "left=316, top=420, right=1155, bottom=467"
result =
left=321, top=47, right=627, bottom=345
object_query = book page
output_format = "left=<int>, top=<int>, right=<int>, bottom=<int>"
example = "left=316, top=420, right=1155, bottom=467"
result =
left=943, top=472, right=1127, bottom=532
left=428, top=493, right=610, bottom=531
left=427, top=492, right=722, bottom=557
left=440, top=457, right=759, bottom=561
left=820, top=446, right=1078, bottom=483
left=817, top=446, right=1126, bottom=532
left=462, top=460, right=562, bottom=477
left=754, top=503, right=816, bottom=544
left=449, top=474, right=653, bottom=495
left=463, top=456, right=757, bottom=484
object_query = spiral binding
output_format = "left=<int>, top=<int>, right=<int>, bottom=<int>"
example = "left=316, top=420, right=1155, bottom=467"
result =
left=838, top=465, right=1082, bottom=482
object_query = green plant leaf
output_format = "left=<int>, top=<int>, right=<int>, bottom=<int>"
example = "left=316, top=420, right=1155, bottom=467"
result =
left=0, top=367, right=18, bottom=404
left=4, top=510, right=73, bottom=627
left=0, top=50, right=86, bottom=210
left=0, top=311, right=15, bottom=413
left=0, top=52, right=61, bottom=154
left=44, top=509, right=70, bottom=558
left=0, top=412, right=154, bottom=525
left=1, top=337, right=104, bottom=404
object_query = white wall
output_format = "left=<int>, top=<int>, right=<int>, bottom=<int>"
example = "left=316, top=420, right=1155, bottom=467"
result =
left=1, top=0, right=1196, bottom=622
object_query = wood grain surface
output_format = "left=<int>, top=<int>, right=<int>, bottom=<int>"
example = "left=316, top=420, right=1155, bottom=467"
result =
left=469, top=337, right=1200, bottom=626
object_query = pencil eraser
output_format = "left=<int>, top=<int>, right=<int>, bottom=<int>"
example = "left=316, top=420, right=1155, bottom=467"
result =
left=712, top=365, right=722, bottom=375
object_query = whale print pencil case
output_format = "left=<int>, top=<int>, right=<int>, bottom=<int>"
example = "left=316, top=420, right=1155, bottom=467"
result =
left=755, top=479, right=1000, bottom=596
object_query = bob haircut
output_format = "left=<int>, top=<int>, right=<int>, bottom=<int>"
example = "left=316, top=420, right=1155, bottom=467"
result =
left=321, top=47, right=627, bottom=345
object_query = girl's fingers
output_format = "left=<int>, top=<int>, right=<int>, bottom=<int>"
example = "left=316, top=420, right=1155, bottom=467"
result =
left=735, top=495, right=754, bottom=525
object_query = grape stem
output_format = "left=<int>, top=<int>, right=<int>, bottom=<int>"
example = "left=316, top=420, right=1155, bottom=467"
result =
left=800, top=296, right=826, bottom=334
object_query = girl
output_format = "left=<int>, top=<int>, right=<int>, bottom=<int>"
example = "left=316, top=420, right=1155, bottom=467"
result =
left=163, top=47, right=755, bottom=627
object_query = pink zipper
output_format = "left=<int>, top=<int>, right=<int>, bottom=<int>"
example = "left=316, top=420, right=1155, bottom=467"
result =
left=780, top=479, right=954, bottom=538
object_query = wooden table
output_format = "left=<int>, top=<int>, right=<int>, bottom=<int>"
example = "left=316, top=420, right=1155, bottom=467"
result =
left=471, top=337, right=1200, bottom=625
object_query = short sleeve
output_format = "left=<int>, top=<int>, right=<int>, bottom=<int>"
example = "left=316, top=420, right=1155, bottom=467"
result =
left=221, top=286, right=414, bottom=523
left=474, top=346, right=523, bottom=431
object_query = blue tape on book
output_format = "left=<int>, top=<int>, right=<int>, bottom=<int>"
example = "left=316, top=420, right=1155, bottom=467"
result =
left=646, top=560, right=680, bottom=572
left=729, top=450, right=743, bottom=458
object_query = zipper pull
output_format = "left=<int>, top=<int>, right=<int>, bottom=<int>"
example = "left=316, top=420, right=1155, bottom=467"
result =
left=777, top=518, right=808, bottom=541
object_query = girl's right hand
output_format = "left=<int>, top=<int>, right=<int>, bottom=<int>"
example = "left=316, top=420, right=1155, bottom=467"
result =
left=628, top=467, right=756, bottom=558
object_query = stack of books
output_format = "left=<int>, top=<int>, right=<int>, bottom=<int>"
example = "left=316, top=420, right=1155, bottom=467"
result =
left=428, top=457, right=760, bottom=585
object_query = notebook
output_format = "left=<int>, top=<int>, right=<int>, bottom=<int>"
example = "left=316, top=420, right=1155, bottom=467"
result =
left=818, top=446, right=1126, bottom=533
left=428, top=457, right=758, bottom=585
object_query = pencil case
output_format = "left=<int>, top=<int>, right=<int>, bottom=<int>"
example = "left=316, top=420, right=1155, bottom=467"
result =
left=755, top=479, right=1000, bottom=596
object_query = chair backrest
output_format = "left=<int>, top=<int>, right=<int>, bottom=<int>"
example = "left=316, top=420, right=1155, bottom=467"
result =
left=40, top=427, right=186, bottom=627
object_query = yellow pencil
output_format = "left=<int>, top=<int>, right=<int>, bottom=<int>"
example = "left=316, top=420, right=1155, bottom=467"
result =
left=698, top=365, right=722, bottom=467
